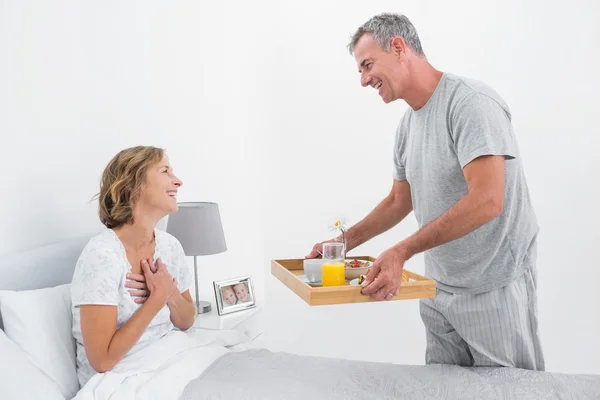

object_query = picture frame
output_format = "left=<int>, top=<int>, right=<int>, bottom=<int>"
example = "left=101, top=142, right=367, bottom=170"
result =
left=213, top=276, right=256, bottom=316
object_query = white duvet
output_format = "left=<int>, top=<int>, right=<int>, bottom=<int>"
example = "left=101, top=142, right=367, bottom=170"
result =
left=73, top=327, right=253, bottom=400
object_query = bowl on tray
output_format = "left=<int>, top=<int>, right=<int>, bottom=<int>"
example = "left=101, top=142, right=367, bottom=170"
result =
left=344, top=259, right=373, bottom=281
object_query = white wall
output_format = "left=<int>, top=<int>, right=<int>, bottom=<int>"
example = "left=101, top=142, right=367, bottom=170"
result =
left=0, top=1, right=268, bottom=303
left=1, top=0, right=599, bottom=376
left=260, top=0, right=600, bottom=375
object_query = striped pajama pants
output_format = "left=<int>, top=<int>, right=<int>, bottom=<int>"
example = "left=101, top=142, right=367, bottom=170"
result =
left=419, top=245, right=545, bottom=370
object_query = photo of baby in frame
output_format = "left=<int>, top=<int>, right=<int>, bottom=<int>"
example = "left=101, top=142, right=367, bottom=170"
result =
left=213, top=276, right=256, bottom=315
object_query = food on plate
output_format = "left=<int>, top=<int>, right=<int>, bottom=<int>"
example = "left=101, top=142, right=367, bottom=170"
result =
left=345, top=259, right=371, bottom=268
left=357, top=271, right=409, bottom=285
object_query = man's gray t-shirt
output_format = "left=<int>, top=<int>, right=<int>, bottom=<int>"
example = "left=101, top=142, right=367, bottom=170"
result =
left=393, top=72, right=538, bottom=294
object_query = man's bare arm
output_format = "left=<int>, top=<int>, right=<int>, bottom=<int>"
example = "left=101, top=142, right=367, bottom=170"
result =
left=344, top=179, right=413, bottom=251
left=395, top=155, right=505, bottom=260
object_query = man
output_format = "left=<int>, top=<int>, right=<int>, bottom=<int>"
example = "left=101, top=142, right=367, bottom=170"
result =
left=306, top=13, right=544, bottom=370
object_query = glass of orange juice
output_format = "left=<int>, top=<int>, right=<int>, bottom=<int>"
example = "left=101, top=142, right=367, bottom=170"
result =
left=322, top=242, right=345, bottom=286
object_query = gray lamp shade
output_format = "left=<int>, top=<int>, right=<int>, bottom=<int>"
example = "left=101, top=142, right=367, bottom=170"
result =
left=166, top=202, right=227, bottom=256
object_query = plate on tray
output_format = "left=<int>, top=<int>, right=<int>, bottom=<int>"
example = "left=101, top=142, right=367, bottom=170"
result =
left=297, top=274, right=322, bottom=287
left=349, top=278, right=360, bottom=286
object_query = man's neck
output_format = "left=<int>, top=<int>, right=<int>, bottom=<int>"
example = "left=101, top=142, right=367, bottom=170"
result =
left=403, top=60, right=443, bottom=111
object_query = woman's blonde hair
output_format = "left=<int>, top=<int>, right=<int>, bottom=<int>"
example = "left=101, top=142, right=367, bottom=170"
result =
left=96, top=146, right=164, bottom=228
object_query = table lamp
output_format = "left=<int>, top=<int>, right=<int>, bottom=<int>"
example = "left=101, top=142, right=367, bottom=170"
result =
left=166, top=202, right=227, bottom=314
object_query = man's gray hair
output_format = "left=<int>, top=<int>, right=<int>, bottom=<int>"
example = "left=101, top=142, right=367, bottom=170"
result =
left=348, top=13, right=425, bottom=57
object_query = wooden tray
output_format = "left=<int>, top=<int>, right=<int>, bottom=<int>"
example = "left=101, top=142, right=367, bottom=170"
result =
left=271, top=256, right=436, bottom=306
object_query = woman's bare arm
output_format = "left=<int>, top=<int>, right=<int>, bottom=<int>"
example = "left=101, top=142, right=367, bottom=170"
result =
left=79, top=259, right=177, bottom=373
left=79, top=296, right=164, bottom=373
left=167, top=289, right=196, bottom=330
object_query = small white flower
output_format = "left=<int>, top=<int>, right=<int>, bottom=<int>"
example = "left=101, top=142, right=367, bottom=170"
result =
left=328, top=218, right=348, bottom=252
left=328, top=218, right=348, bottom=233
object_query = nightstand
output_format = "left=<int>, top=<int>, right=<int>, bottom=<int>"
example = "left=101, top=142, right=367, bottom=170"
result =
left=192, top=302, right=264, bottom=333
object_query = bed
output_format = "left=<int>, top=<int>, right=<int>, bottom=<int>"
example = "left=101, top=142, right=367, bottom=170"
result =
left=1, top=235, right=599, bottom=400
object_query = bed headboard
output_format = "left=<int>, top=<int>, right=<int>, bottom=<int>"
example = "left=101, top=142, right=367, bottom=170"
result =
left=0, top=234, right=93, bottom=329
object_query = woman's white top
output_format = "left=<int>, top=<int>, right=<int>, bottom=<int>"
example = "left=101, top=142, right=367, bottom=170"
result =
left=70, top=228, right=193, bottom=387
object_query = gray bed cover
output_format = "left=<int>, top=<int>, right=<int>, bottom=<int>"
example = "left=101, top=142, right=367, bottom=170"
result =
left=180, top=349, right=600, bottom=400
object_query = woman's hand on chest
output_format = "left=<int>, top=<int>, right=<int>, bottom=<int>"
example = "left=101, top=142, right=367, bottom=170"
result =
left=141, top=258, right=178, bottom=306
left=125, top=270, right=150, bottom=304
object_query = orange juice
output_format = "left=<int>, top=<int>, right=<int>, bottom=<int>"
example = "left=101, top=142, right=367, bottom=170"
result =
left=322, top=262, right=345, bottom=286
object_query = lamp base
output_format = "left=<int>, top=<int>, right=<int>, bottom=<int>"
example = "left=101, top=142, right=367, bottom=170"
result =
left=196, top=300, right=212, bottom=314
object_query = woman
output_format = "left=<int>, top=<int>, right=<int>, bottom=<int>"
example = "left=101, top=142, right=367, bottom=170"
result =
left=70, top=146, right=196, bottom=388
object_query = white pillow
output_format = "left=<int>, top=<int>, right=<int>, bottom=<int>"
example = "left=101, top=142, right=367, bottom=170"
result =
left=0, top=284, right=78, bottom=400
left=0, top=328, right=66, bottom=400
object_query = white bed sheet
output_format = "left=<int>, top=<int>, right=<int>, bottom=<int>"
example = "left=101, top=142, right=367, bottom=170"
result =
left=73, top=326, right=253, bottom=400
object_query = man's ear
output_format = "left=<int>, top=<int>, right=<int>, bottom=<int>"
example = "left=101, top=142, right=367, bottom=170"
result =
left=390, top=36, right=407, bottom=57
